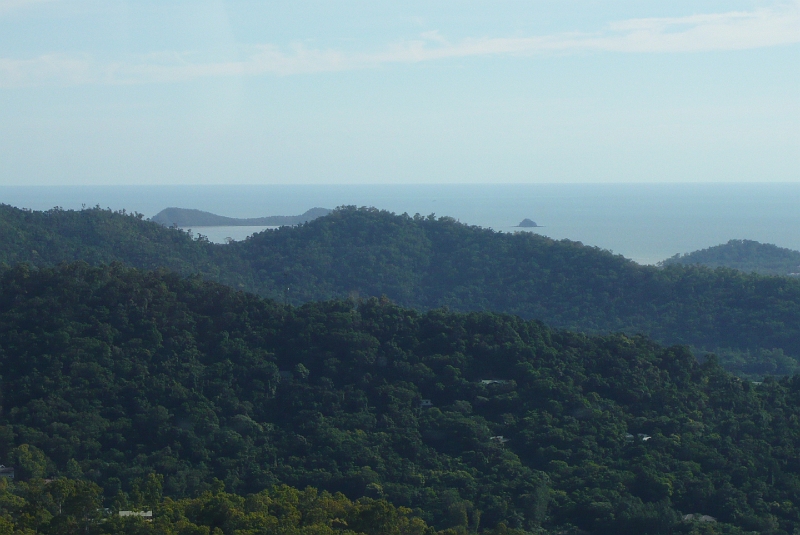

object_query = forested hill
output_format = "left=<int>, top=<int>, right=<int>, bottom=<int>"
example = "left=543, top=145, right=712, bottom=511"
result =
left=5, top=204, right=800, bottom=376
left=5, top=263, right=800, bottom=533
left=661, top=239, right=800, bottom=276
left=0, top=203, right=255, bottom=291
left=232, top=207, right=800, bottom=377
left=0, top=204, right=220, bottom=273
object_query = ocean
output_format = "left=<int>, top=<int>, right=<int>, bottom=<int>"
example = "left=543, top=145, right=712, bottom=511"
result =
left=2, top=183, right=800, bottom=266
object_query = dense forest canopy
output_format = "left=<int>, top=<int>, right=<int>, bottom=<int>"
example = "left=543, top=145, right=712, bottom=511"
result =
left=4, top=204, right=800, bottom=377
left=2, top=263, right=800, bottom=533
left=661, top=239, right=800, bottom=277
left=0, top=204, right=225, bottom=275
left=0, top=478, right=436, bottom=535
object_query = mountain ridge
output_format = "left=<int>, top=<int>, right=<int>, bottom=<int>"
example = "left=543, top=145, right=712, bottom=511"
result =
left=3, top=203, right=800, bottom=377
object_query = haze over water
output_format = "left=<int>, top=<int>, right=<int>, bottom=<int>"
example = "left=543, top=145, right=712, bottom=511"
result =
left=3, top=183, right=800, bottom=265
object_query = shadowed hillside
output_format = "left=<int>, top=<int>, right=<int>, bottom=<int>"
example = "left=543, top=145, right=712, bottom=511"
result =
left=232, top=208, right=800, bottom=377
left=4, top=204, right=800, bottom=377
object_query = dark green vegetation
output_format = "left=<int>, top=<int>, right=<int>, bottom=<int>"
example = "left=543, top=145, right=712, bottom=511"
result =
left=4, top=263, right=800, bottom=533
left=4, top=204, right=800, bottom=377
left=150, top=207, right=331, bottom=227
left=232, top=209, right=800, bottom=378
left=0, top=204, right=230, bottom=277
left=0, top=478, right=435, bottom=535
left=661, top=239, right=800, bottom=277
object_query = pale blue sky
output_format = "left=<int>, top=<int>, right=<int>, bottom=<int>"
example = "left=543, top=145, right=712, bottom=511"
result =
left=1, top=0, right=798, bottom=185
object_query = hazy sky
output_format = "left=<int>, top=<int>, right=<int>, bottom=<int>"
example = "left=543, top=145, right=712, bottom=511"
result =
left=1, top=1, right=798, bottom=185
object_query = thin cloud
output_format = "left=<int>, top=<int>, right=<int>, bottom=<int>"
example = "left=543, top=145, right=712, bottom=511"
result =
left=0, top=54, right=94, bottom=85
left=0, top=0, right=59, bottom=15
left=2, top=2, right=799, bottom=86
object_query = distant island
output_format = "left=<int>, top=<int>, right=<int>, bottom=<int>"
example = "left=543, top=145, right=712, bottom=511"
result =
left=516, top=218, right=539, bottom=228
left=151, top=207, right=331, bottom=227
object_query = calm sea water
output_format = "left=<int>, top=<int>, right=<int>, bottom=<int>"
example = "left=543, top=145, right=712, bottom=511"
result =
left=2, top=183, right=800, bottom=265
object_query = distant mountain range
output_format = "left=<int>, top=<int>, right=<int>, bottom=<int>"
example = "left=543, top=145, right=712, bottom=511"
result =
left=661, top=239, right=800, bottom=276
left=150, top=207, right=331, bottom=227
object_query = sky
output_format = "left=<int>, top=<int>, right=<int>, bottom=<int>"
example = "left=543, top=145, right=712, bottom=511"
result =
left=0, top=0, right=798, bottom=185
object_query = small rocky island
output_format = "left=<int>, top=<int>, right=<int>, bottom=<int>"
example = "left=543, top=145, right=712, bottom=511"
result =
left=516, top=218, right=539, bottom=228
